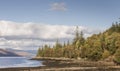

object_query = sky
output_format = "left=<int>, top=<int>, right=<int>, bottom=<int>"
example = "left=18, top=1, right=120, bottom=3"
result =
left=0, top=0, right=120, bottom=27
left=0, top=0, right=120, bottom=50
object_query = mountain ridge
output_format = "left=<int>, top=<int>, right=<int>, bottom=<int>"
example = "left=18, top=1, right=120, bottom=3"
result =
left=0, top=48, right=21, bottom=57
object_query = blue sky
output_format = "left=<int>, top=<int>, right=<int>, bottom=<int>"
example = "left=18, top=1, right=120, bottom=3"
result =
left=0, top=0, right=120, bottom=28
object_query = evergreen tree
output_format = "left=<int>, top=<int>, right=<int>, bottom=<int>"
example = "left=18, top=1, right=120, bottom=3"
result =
left=114, top=48, right=120, bottom=64
left=73, top=26, right=79, bottom=45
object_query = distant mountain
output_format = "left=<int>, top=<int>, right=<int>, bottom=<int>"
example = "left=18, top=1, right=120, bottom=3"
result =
left=0, top=49, right=21, bottom=57
left=5, top=48, right=36, bottom=57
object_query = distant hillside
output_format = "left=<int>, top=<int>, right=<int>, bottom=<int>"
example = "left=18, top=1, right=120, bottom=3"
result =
left=5, top=48, right=36, bottom=57
left=0, top=49, right=21, bottom=57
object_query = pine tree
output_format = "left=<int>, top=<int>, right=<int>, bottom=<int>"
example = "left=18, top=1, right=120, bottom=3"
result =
left=114, top=48, right=120, bottom=64
left=73, top=26, right=79, bottom=45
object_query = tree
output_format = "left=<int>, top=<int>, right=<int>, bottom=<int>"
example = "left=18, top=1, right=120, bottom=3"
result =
left=76, top=31, right=85, bottom=49
left=63, top=41, right=66, bottom=47
left=102, top=49, right=110, bottom=59
left=100, top=33, right=106, bottom=51
left=72, top=26, right=85, bottom=49
left=114, top=48, right=120, bottom=65
left=80, top=45, right=88, bottom=58
left=67, top=40, right=70, bottom=46
left=73, top=26, right=79, bottom=45
left=87, top=46, right=102, bottom=61
left=36, top=48, right=42, bottom=57
left=106, top=33, right=118, bottom=55
left=55, top=39, right=62, bottom=48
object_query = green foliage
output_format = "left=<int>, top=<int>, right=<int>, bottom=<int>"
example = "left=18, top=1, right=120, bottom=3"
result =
left=105, top=32, right=119, bottom=54
left=36, top=22, right=120, bottom=61
left=102, top=50, right=110, bottom=59
left=86, top=43, right=103, bottom=61
left=73, top=26, right=79, bottom=45
left=114, top=48, right=120, bottom=64
left=107, top=22, right=120, bottom=34
left=73, top=27, right=85, bottom=48
left=80, top=45, right=89, bottom=58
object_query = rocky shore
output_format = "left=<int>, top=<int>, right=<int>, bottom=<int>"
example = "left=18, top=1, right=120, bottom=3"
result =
left=0, top=57, right=120, bottom=71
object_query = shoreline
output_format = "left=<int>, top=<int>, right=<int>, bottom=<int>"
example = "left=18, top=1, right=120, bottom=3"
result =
left=0, top=57, right=120, bottom=71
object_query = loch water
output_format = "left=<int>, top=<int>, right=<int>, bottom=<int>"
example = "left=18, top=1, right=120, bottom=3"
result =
left=0, top=57, right=43, bottom=68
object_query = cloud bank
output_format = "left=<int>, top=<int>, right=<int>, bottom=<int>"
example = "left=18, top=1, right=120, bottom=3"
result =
left=0, top=20, right=102, bottom=50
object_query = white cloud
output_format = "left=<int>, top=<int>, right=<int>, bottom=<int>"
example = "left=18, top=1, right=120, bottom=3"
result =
left=0, top=20, right=86, bottom=39
left=0, top=20, right=102, bottom=50
left=50, top=2, right=67, bottom=11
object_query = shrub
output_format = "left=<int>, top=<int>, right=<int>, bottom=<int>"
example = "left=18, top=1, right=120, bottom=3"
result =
left=114, top=48, right=120, bottom=65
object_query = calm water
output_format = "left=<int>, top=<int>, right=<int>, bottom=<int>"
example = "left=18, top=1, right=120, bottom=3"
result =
left=0, top=57, right=43, bottom=68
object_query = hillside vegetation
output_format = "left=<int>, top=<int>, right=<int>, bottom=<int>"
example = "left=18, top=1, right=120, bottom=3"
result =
left=36, top=21, right=120, bottom=64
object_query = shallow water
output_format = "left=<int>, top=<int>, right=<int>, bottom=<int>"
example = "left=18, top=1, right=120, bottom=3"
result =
left=0, top=57, right=43, bottom=68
